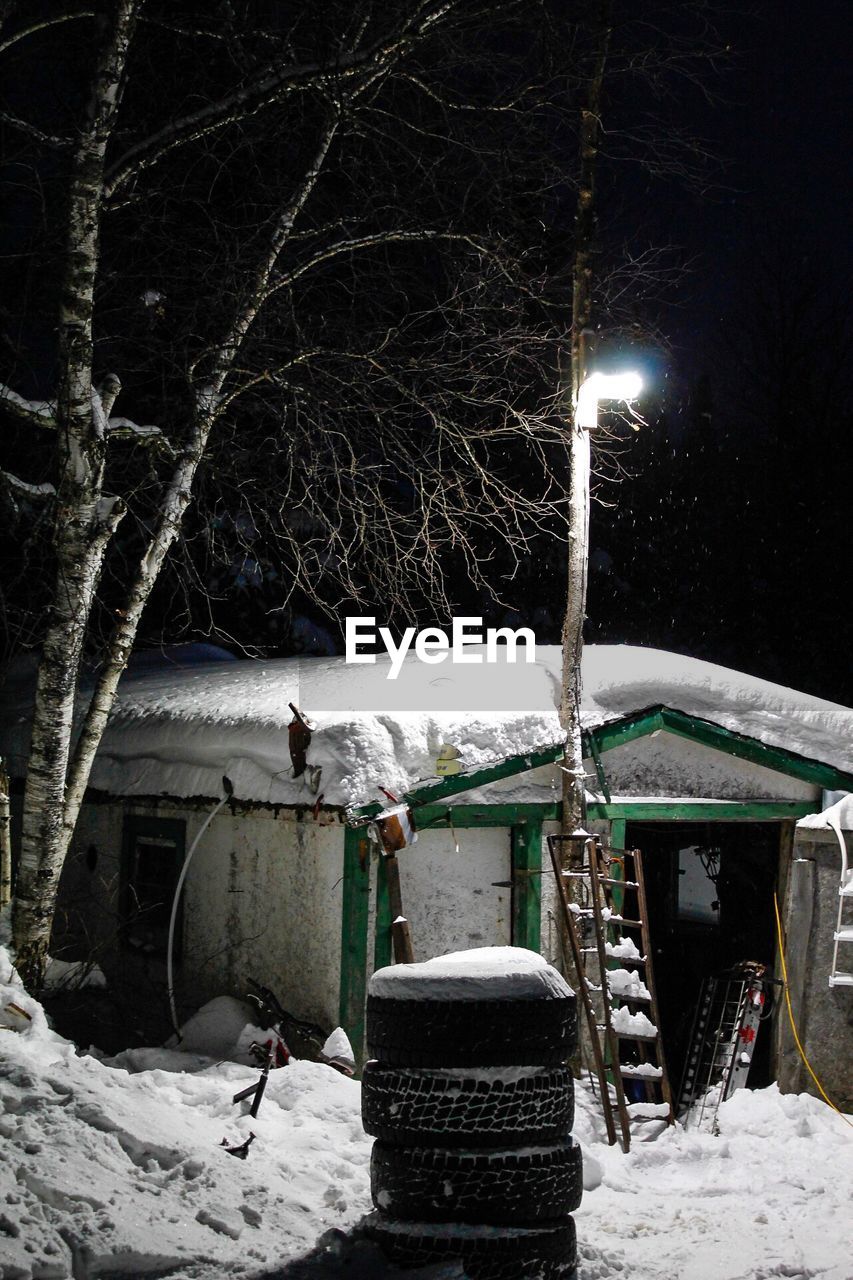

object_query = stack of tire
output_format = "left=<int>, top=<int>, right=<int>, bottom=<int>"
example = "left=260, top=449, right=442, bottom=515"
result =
left=361, top=947, right=581, bottom=1279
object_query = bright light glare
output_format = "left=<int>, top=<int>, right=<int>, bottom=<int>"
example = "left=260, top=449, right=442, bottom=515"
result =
left=576, top=370, right=643, bottom=428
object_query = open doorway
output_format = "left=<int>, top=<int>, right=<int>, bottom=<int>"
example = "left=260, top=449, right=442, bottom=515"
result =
left=624, top=821, right=781, bottom=1093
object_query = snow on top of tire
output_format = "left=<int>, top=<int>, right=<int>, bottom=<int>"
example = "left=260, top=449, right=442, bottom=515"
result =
left=368, top=946, right=573, bottom=1001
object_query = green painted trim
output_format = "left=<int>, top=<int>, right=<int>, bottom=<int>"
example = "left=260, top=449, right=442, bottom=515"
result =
left=584, top=709, right=665, bottom=755
left=415, top=803, right=560, bottom=828
left=589, top=801, right=815, bottom=821
left=607, top=818, right=627, bottom=913
left=609, top=817, right=627, bottom=849
left=348, top=701, right=853, bottom=823
left=655, top=707, right=853, bottom=791
left=350, top=748, right=564, bottom=819
left=339, top=827, right=372, bottom=1063
left=512, top=819, right=542, bottom=951
left=373, top=849, right=392, bottom=976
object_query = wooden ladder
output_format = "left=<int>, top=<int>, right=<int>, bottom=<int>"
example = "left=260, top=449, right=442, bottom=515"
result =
left=547, top=834, right=675, bottom=1151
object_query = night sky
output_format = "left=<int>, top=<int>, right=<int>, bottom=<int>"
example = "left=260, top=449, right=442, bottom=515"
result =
left=585, top=2, right=853, bottom=706
left=1, top=3, right=850, bottom=707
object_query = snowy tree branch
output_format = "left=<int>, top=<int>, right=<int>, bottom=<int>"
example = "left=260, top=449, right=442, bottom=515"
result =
left=263, top=229, right=493, bottom=301
left=104, top=0, right=461, bottom=199
left=0, top=383, right=57, bottom=428
left=0, top=9, right=94, bottom=56
left=0, top=109, right=75, bottom=148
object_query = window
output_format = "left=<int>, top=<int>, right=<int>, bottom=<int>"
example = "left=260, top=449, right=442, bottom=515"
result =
left=121, top=816, right=186, bottom=956
left=677, top=843, right=721, bottom=925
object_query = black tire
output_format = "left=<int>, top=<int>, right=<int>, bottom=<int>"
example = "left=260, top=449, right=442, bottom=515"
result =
left=362, top=1061, right=575, bottom=1148
left=370, top=1136, right=583, bottom=1225
left=362, top=1211, right=577, bottom=1280
left=366, top=994, right=577, bottom=1068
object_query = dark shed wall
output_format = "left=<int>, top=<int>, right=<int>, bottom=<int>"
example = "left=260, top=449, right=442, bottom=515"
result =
left=777, top=833, right=853, bottom=1110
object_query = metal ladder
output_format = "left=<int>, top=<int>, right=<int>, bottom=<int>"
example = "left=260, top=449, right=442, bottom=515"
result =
left=828, top=813, right=853, bottom=989
left=547, top=834, right=675, bottom=1151
left=677, top=962, right=771, bottom=1131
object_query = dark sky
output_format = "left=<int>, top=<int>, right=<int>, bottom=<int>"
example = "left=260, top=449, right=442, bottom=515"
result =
left=585, top=2, right=853, bottom=705
left=664, top=2, right=851, bottom=351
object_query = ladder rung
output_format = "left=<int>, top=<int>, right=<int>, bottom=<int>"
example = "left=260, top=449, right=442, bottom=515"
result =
left=619, top=1064, right=663, bottom=1079
left=596, top=1025, right=659, bottom=1043
left=834, top=927, right=853, bottom=942
left=627, top=1102, right=671, bottom=1120
left=598, top=876, right=639, bottom=888
left=829, top=972, right=853, bottom=987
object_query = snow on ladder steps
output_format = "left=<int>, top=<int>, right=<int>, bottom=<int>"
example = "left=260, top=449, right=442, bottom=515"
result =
left=626, top=1102, right=671, bottom=1119
left=368, top=946, right=574, bottom=1001
left=607, top=968, right=651, bottom=1001
left=609, top=1007, right=658, bottom=1039
left=605, top=936, right=645, bottom=962
left=620, top=1063, right=663, bottom=1079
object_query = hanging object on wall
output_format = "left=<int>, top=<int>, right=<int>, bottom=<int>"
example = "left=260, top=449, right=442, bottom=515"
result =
left=288, top=703, right=312, bottom=778
left=373, top=802, right=418, bottom=854
left=435, top=743, right=462, bottom=777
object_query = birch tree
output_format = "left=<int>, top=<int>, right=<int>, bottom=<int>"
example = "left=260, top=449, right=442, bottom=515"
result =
left=0, top=0, right=725, bottom=992
left=0, top=0, right=585, bottom=991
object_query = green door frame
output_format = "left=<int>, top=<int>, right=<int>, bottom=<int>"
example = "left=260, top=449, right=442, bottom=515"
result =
left=338, top=797, right=816, bottom=1056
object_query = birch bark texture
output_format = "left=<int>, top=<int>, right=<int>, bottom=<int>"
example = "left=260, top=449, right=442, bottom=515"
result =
left=560, top=4, right=612, bottom=845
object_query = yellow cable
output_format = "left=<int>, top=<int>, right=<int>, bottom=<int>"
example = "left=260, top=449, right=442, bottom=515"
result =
left=773, top=892, right=853, bottom=1129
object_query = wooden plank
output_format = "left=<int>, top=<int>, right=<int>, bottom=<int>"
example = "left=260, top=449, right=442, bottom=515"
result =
left=512, top=818, right=543, bottom=951
left=338, top=827, right=372, bottom=1066
left=383, top=851, right=415, bottom=963
left=373, top=847, right=392, bottom=975
left=415, top=803, right=560, bottom=827
left=350, top=749, right=564, bottom=818
left=589, top=801, right=815, bottom=821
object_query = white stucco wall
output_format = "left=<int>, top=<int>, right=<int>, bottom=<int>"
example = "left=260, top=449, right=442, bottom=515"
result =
left=394, top=826, right=512, bottom=961
left=180, top=806, right=344, bottom=1028
left=64, top=801, right=345, bottom=1031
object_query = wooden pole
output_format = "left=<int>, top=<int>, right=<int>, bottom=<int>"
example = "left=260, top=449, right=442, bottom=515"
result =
left=0, top=761, right=11, bottom=910
left=560, top=3, right=612, bottom=850
left=383, top=852, right=415, bottom=964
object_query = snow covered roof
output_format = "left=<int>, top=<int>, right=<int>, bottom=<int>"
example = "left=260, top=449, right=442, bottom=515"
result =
left=3, top=644, right=853, bottom=809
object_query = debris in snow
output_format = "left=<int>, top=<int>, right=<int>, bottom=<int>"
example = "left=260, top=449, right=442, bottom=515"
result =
left=321, top=1027, right=356, bottom=1076
left=220, top=1132, right=256, bottom=1159
left=42, top=956, right=107, bottom=992
left=0, top=938, right=851, bottom=1279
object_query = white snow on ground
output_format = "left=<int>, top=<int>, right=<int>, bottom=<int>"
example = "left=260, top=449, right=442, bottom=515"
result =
left=368, top=947, right=574, bottom=1002
left=1, top=942, right=852, bottom=1280
left=3, top=644, right=853, bottom=809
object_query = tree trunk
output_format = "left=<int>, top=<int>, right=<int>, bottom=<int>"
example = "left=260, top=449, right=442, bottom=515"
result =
left=15, top=101, right=339, bottom=991
left=560, top=4, right=611, bottom=851
left=13, top=0, right=137, bottom=992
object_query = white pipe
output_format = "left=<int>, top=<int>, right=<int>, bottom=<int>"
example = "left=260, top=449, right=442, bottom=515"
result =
left=167, top=792, right=231, bottom=1039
